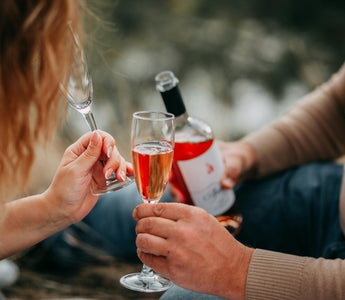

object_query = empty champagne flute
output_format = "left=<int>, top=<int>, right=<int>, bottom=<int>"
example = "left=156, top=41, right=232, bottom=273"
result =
left=120, top=111, right=175, bottom=292
left=62, top=28, right=134, bottom=195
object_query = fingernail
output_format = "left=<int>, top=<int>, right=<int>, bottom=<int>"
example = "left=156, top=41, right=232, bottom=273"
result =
left=222, top=178, right=234, bottom=188
left=90, top=131, right=100, bottom=146
left=105, top=168, right=114, bottom=179
left=107, top=147, right=112, bottom=158
left=120, top=171, right=126, bottom=181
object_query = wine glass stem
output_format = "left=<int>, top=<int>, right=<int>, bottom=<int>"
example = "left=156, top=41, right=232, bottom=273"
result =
left=139, top=200, right=157, bottom=278
left=141, top=264, right=154, bottom=277
left=83, top=111, right=98, bottom=131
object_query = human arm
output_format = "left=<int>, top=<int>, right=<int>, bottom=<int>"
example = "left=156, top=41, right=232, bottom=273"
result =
left=215, top=63, right=345, bottom=190
left=243, top=63, right=345, bottom=177
left=246, top=249, right=345, bottom=300
left=0, top=130, right=133, bottom=258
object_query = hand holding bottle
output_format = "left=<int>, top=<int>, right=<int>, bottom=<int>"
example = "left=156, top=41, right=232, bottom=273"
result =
left=218, top=140, right=258, bottom=189
left=169, top=140, right=258, bottom=202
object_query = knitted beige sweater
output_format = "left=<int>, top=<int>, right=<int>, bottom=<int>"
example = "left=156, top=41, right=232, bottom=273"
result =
left=243, top=63, right=345, bottom=299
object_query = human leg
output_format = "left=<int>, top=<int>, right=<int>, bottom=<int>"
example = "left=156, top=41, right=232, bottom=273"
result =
left=160, top=285, right=226, bottom=300
left=82, top=183, right=173, bottom=258
left=235, top=161, right=344, bottom=258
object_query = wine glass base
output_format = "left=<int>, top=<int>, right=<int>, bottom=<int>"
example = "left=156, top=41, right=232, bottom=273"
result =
left=120, top=272, right=172, bottom=293
left=91, top=176, right=135, bottom=196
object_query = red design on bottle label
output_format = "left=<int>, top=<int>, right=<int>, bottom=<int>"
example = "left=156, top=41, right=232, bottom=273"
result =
left=206, top=163, right=214, bottom=174
left=171, top=139, right=235, bottom=216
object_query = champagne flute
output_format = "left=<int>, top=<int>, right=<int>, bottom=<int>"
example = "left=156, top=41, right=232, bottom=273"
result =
left=120, top=111, right=175, bottom=292
left=62, top=28, right=134, bottom=195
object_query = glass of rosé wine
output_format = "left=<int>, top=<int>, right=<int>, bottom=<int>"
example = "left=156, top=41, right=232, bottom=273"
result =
left=120, top=111, right=175, bottom=292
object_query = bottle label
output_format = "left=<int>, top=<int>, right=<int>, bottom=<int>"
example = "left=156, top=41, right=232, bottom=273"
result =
left=177, top=141, right=235, bottom=216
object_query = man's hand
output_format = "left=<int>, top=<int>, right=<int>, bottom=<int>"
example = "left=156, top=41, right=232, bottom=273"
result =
left=133, top=203, right=254, bottom=300
left=218, top=140, right=257, bottom=189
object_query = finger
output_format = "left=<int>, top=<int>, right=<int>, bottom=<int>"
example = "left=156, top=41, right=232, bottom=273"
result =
left=220, top=173, right=236, bottom=189
left=137, top=250, right=170, bottom=278
left=136, top=217, right=175, bottom=238
left=74, top=131, right=102, bottom=171
left=133, top=202, right=193, bottom=222
left=137, top=250, right=170, bottom=277
left=63, top=131, right=93, bottom=161
left=99, top=130, right=131, bottom=181
left=126, top=161, right=134, bottom=176
left=99, top=130, right=115, bottom=158
left=103, top=150, right=125, bottom=181
left=221, top=155, right=243, bottom=188
left=115, top=156, right=127, bottom=181
left=99, top=133, right=122, bottom=180
left=136, top=233, right=170, bottom=257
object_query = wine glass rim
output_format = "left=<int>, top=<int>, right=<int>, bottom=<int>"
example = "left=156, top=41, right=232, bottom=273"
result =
left=133, top=111, right=175, bottom=121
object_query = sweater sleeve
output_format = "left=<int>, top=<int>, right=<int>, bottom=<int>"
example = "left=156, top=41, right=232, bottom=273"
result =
left=246, top=249, right=345, bottom=300
left=243, top=63, right=345, bottom=177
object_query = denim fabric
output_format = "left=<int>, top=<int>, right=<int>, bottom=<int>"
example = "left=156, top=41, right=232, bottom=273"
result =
left=160, top=285, right=226, bottom=300
left=82, top=184, right=172, bottom=258
left=39, top=183, right=173, bottom=267
left=236, top=161, right=344, bottom=258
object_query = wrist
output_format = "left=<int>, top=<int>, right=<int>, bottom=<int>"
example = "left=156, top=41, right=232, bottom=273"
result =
left=224, top=244, right=254, bottom=300
left=240, top=141, right=258, bottom=179
left=42, top=188, right=71, bottom=232
left=0, top=193, right=71, bottom=257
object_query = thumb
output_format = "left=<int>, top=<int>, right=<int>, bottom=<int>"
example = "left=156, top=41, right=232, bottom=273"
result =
left=221, top=155, right=243, bottom=189
left=75, top=130, right=102, bottom=171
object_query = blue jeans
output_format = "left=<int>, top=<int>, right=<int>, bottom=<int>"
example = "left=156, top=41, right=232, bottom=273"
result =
left=161, top=161, right=345, bottom=299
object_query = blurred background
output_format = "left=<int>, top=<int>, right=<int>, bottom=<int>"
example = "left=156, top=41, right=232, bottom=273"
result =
left=28, top=0, right=345, bottom=193
left=10, top=1, right=345, bottom=298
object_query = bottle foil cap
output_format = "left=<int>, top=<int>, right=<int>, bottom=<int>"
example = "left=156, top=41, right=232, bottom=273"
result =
left=155, top=70, right=186, bottom=117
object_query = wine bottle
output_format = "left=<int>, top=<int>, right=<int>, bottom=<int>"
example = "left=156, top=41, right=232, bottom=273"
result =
left=155, top=70, right=242, bottom=235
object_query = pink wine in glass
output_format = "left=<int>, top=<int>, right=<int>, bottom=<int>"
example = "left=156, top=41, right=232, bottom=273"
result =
left=132, top=141, right=174, bottom=203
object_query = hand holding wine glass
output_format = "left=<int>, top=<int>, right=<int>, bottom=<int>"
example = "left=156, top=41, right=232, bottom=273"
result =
left=61, top=26, right=134, bottom=195
left=120, top=111, right=175, bottom=292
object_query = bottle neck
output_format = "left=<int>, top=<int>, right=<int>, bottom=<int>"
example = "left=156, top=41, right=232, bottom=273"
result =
left=160, top=86, right=186, bottom=117
left=173, top=111, right=190, bottom=129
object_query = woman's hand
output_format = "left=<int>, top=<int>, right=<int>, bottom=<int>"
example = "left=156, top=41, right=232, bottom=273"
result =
left=133, top=203, right=253, bottom=300
left=44, top=130, right=133, bottom=225
left=218, top=140, right=257, bottom=189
